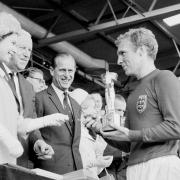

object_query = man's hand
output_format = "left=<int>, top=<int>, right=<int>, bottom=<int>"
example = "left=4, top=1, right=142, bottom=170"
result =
left=100, top=122, right=130, bottom=141
left=34, top=139, right=54, bottom=160
left=17, top=113, right=69, bottom=136
left=43, top=113, right=69, bottom=127
left=82, top=116, right=102, bottom=133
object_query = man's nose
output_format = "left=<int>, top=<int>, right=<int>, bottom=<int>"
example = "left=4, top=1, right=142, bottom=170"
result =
left=12, top=46, right=17, bottom=55
left=24, top=49, right=30, bottom=58
left=64, top=70, right=70, bottom=77
left=117, top=55, right=123, bottom=65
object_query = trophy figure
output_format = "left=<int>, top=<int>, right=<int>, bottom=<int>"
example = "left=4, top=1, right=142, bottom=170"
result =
left=102, top=71, right=120, bottom=131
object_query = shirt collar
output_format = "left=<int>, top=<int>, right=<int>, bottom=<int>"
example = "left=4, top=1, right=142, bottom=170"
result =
left=51, top=83, right=69, bottom=96
left=3, top=63, right=12, bottom=74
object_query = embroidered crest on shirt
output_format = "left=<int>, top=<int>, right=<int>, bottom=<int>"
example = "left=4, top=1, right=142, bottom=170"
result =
left=136, top=95, right=147, bottom=113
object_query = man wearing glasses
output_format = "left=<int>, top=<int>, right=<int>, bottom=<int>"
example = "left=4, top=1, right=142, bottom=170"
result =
left=26, top=67, right=47, bottom=93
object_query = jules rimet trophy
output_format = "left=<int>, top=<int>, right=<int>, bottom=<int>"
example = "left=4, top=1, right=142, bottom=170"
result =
left=102, top=71, right=120, bottom=131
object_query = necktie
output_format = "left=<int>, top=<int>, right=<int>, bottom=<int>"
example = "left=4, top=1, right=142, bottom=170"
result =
left=9, top=73, right=16, bottom=93
left=63, top=92, right=74, bottom=132
left=8, top=73, right=20, bottom=113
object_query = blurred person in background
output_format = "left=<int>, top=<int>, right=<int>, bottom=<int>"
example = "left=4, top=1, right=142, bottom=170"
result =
left=102, top=94, right=127, bottom=180
left=71, top=89, right=113, bottom=179
left=26, top=67, right=47, bottom=93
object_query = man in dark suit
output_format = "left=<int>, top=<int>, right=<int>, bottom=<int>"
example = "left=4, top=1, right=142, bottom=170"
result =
left=4, top=29, right=36, bottom=168
left=29, top=53, right=83, bottom=174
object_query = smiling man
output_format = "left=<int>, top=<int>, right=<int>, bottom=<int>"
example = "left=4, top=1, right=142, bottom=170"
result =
left=11, top=30, right=32, bottom=71
left=84, top=28, right=180, bottom=180
left=103, top=28, right=180, bottom=180
left=4, top=29, right=34, bottom=116
left=29, top=53, right=83, bottom=174
left=3, top=29, right=37, bottom=168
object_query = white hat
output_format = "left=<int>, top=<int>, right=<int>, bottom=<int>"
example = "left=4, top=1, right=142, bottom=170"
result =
left=0, top=12, right=21, bottom=37
left=70, top=88, right=88, bottom=105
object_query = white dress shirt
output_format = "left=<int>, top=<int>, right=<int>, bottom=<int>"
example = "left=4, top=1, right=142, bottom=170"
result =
left=52, top=83, right=72, bottom=110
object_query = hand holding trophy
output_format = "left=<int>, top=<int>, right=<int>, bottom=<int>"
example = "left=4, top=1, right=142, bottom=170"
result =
left=102, top=71, right=120, bottom=131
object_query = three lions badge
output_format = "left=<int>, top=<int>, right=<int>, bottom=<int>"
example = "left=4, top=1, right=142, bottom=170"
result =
left=136, top=95, right=147, bottom=113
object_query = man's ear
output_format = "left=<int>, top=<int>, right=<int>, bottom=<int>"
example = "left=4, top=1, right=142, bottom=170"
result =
left=49, top=67, right=54, bottom=76
left=138, top=46, right=147, bottom=57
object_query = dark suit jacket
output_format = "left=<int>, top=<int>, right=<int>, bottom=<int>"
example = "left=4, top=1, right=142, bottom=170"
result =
left=16, top=73, right=36, bottom=168
left=29, top=85, right=83, bottom=174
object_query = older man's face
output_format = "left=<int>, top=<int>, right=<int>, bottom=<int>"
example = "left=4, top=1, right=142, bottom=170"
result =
left=0, top=34, right=18, bottom=64
left=52, top=56, right=76, bottom=91
left=12, top=34, right=32, bottom=71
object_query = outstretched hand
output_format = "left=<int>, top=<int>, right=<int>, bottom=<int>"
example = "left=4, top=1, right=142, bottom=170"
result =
left=43, top=113, right=69, bottom=127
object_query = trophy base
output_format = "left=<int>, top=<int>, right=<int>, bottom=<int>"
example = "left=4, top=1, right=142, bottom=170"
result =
left=102, top=124, right=117, bottom=132
left=102, top=112, right=120, bottom=132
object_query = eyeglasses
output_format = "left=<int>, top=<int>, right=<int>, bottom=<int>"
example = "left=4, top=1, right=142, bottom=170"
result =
left=29, top=76, right=45, bottom=84
left=115, top=109, right=126, bottom=114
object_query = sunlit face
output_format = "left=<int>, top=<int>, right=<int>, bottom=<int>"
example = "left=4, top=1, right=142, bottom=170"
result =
left=51, top=55, right=76, bottom=91
left=117, top=39, right=141, bottom=77
left=0, top=33, right=18, bottom=63
left=114, top=98, right=126, bottom=117
left=12, top=35, right=32, bottom=71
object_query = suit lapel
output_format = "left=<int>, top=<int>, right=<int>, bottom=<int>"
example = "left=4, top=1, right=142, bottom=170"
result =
left=47, top=86, right=73, bottom=135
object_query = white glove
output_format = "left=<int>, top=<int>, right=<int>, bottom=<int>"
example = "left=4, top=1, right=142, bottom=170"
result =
left=18, top=113, right=69, bottom=136
left=95, top=155, right=113, bottom=168
left=0, top=124, right=23, bottom=158
left=42, top=113, right=69, bottom=127
left=7, top=138, right=24, bottom=158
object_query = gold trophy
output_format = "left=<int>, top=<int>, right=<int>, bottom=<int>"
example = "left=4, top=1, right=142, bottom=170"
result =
left=102, top=71, right=120, bottom=131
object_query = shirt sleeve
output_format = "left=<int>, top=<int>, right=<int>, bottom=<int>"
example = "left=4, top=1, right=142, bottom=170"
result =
left=129, top=71, right=180, bottom=142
